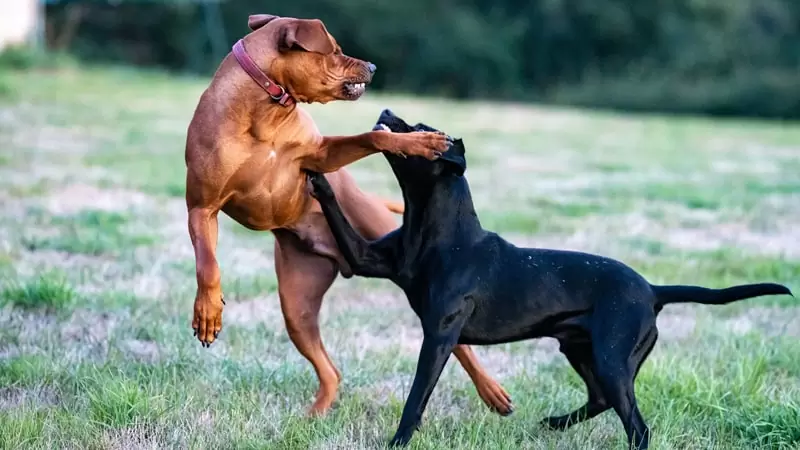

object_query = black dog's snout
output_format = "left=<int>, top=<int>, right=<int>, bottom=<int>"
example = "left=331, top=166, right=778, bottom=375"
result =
left=379, top=108, right=396, bottom=122
left=367, top=62, right=377, bottom=74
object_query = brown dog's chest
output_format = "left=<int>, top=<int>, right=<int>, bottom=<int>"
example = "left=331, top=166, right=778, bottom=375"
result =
left=221, top=150, right=313, bottom=230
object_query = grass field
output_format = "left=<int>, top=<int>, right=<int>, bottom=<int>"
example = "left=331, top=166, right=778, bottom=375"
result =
left=0, top=64, right=799, bottom=450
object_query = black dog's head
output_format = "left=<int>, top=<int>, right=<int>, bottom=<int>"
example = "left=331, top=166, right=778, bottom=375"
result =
left=373, top=109, right=466, bottom=185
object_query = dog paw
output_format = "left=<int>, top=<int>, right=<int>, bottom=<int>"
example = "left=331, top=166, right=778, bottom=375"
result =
left=306, top=171, right=334, bottom=200
left=192, top=290, right=224, bottom=347
left=402, top=131, right=453, bottom=160
left=476, top=378, right=514, bottom=416
left=387, top=432, right=412, bottom=448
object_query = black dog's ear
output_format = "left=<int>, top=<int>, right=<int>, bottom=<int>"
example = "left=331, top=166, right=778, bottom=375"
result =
left=437, top=138, right=466, bottom=176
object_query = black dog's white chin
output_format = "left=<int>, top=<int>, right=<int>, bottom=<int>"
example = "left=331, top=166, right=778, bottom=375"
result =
left=373, top=121, right=413, bottom=133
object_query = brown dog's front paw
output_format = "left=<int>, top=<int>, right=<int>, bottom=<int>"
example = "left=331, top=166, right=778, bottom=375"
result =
left=192, top=291, right=224, bottom=348
left=401, top=131, right=453, bottom=160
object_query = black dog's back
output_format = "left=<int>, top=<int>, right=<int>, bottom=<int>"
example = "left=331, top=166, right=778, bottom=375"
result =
left=457, top=235, right=658, bottom=344
left=464, top=233, right=791, bottom=344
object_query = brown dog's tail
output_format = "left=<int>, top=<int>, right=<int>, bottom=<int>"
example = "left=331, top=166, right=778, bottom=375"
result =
left=382, top=199, right=404, bottom=215
left=653, top=283, right=792, bottom=308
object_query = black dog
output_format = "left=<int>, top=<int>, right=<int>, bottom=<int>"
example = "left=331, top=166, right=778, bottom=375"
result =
left=306, top=109, right=793, bottom=449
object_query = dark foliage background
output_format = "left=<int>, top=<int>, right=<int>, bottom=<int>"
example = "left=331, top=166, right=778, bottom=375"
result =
left=42, top=0, right=800, bottom=119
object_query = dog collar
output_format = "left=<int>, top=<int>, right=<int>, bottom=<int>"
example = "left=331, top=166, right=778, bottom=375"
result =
left=232, top=39, right=295, bottom=107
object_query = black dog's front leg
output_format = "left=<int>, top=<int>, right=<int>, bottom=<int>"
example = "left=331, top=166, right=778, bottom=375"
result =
left=389, top=301, right=474, bottom=447
left=307, top=171, right=397, bottom=278
left=389, top=336, right=458, bottom=447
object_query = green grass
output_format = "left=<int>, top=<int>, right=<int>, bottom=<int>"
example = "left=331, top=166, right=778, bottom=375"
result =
left=21, top=209, right=157, bottom=256
left=0, top=273, right=77, bottom=312
left=225, top=274, right=280, bottom=300
left=0, top=63, right=798, bottom=449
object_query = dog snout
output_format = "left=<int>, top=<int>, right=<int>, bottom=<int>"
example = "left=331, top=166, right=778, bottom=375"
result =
left=379, top=109, right=396, bottom=122
left=367, top=62, right=377, bottom=74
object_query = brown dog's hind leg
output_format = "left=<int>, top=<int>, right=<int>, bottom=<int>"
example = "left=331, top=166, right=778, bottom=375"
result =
left=189, top=207, right=224, bottom=347
left=453, top=345, right=514, bottom=415
left=274, top=229, right=341, bottom=416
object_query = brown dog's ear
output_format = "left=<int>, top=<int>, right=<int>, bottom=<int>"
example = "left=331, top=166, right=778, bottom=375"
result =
left=280, top=19, right=335, bottom=54
left=248, top=14, right=279, bottom=31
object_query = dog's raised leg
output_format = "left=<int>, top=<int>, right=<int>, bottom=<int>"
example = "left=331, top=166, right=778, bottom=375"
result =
left=274, top=229, right=342, bottom=416
left=189, top=207, right=224, bottom=346
left=389, top=301, right=473, bottom=447
left=541, top=343, right=609, bottom=429
left=591, top=306, right=656, bottom=450
left=303, top=132, right=449, bottom=173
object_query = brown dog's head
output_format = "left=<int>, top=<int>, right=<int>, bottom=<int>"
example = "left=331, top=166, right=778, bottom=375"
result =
left=246, top=14, right=376, bottom=104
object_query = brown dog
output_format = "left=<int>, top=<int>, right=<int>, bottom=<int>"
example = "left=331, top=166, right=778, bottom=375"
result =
left=184, top=14, right=512, bottom=416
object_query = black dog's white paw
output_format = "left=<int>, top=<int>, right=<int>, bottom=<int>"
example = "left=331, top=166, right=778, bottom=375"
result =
left=306, top=171, right=334, bottom=200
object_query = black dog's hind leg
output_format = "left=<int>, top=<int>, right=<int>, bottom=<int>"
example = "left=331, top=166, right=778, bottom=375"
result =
left=389, top=301, right=474, bottom=447
left=542, top=343, right=609, bottom=430
left=591, top=304, right=656, bottom=450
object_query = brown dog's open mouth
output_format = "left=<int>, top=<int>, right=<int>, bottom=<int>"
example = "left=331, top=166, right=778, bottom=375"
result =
left=342, top=82, right=368, bottom=100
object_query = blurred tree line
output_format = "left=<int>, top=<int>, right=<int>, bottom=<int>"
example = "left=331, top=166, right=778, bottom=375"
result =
left=43, top=0, right=800, bottom=119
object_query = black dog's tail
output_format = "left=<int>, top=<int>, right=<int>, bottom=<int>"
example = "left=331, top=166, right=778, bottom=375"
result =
left=653, top=283, right=792, bottom=308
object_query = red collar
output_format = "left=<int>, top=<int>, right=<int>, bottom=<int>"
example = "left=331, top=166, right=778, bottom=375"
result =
left=232, top=39, right=294, bottom=107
